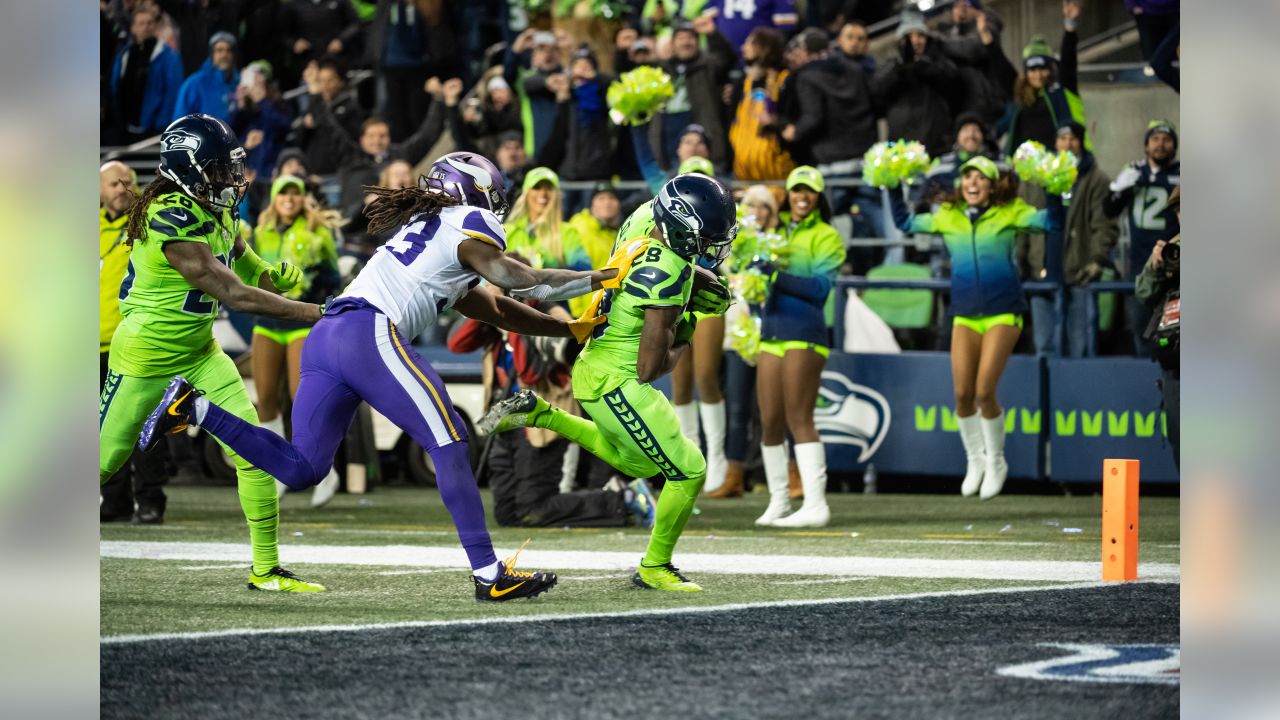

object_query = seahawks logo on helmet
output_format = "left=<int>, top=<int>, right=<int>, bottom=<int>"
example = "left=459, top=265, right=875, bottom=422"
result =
left=657, top=187, right=703, bottom=233
left=161, top=130, right=201, bottom=153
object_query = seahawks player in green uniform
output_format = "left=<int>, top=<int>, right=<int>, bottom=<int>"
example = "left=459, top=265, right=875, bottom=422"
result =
left=480, top=174, right=736, bottom=591
left=100, top=114, right=326, bottom=592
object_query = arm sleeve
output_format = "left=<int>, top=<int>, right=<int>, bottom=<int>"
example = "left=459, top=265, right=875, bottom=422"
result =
left=1134, top=262, right=1161, bottom=304
left=629, top=122, right=667, bottom=195
left=337, top=1, right=361, bottom=46
left=889, top=191, right=937, bottom=234
left=1059, top=29, right=1079, bottom=93
left=309, top=93, right=362, bottom=164
left=1087, top=177, right=1120, bottom=265
left=987, top=39, right=1018, bottom=100
left=870, top=60, right=906, bottom=108
left=161, top=53, right=184, bottom=124
left=1150, top=25, right=1180, bottom=93
left=395, top=99, right=447, bottom=164
left=232, top=238, right=273, bottom=286
left=1016, top=196, right=1063, bottom=233
left=790, top=74, right=824, bottom=144
left=532, top=99, right=570, bottom=170
left=704, top=30, right=736, bottom=72
left=1103, top=184, right=1135, bottom=219
left=773, top=226, right=845, bottom=302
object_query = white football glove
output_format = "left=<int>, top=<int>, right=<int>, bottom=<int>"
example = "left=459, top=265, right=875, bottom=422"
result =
left=1109, top=165, right=1141, bottom=193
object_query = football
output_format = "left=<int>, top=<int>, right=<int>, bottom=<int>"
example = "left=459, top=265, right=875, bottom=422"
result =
left=691, top=265, right=722, bottom=299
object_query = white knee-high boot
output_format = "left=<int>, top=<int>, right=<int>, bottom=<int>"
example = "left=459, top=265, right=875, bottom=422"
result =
left=771, top=442, right=830, bottom=527
left=699, top=401, right=727, bottom=493
left=957, top=412, right=986, bottom=497
left=754, top=443, right=792, bottom=525
left=673, top=402, right=701, bottom=447
left=260, top=417, right=289, bottom=499
left=979, top=412, right=1008, bottom=500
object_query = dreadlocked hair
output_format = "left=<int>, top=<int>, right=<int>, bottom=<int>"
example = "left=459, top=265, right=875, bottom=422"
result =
left=124, top=176, right=180, bottom=246
left=363, top=184, right=461, bottom=237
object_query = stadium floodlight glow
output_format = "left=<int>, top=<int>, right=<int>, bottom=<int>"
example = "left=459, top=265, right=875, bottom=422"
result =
left=917, top=0, right=937, bottom=12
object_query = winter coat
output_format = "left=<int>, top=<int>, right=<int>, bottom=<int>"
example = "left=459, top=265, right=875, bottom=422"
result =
left=1020, top=154, right=1118, bottom=287
left=651, top=31, right=737, bottom=170
left=872, top=41, right=960, bottom=157
left=231, top=98, right=293, bottom=179
left=281, top=0, right=362, bottom=64
left=789, top=54, right=878, bottom=164
left=934, top=27, right=1016, bottom=126
left=298, top=90, right=366, bottom=174
left=557, top=75, right=616, bottom=182
left=110, top=38, right=184, bottom=134
left=173, top=58, right=239, bottom=123
left=155, top=0, right=246, bottom=75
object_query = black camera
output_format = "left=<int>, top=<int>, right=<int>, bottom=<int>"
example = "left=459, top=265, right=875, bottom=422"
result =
left=1161, top=240, right=1179, bottom=274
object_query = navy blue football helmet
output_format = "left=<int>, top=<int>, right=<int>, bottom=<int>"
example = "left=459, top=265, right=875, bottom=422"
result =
left=158, top=114, right=248, bottom=210
left=422, top=151, right=510, bottom=218
left=653, top=174, right=738, bottom=268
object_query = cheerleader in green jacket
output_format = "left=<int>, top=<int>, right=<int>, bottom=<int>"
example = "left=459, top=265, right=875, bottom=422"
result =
left=893, top=157, right=1062, bottom=499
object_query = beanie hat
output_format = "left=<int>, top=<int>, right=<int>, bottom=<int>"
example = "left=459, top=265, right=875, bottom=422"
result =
left=1057, top=120, right=1087, bottom=144
left=1145, top=119, right=1179, bottom=149
left=1022, top=35, right=1056, bottom=70
left=897, top=10, right=929, bottom=39
left=208, top=31, right=237, bottom=51
left=954, top=111, right=987, bottom=137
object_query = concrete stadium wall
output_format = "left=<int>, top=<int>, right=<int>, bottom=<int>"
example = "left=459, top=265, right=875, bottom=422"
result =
left=1077, top=81, right=1181, bottom=178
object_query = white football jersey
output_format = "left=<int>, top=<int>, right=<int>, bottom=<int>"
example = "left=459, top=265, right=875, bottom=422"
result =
left=341, top=205, right=506, bottom=341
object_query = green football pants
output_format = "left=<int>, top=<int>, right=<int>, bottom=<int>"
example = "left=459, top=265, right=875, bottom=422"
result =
left=99, top=349, right=280, bottom=575
left=537, top=376, right=706, bottom=567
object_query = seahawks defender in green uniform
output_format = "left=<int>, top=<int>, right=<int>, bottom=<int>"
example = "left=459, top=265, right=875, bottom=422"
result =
left=480, top=174, right=736, bottom=591
left=100, top=114, right=326, bottom=592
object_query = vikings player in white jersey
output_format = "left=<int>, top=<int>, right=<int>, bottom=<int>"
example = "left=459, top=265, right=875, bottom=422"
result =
left=140, top=152, right=625, bottom=602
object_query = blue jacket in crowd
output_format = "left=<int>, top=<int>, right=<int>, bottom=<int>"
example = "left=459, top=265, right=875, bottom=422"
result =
left=110, top=40, right=184, bottom=135
left=173, top=59, right=239, bottom=123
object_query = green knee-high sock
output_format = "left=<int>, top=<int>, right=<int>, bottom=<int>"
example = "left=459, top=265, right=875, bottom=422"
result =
left=642, top=475, right=705, bottom=567
left=237, top=467, right=280, bottom=576
left=537, top=408, right=636, bottom=474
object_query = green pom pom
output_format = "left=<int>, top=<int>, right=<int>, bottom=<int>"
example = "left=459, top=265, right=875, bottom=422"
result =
left=1011, top=141, right=1077, bottom=195
left=728, top=311, right=762, bottom=366
left=862, top=140, right=935, bottom=188
left=730, top=269, right=770, bottom=305
left=607, top=66, right=675, bottom=125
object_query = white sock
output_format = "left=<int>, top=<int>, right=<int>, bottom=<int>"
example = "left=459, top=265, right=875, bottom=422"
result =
left=193, top=396, right=210, bottom=426
left=673, top=402, right=700, bottom=445
left=793, top=442, right=829, bottom=506
left=761, top=443, right=789, bottom=500
left=474, top=562, right=499, bottom=582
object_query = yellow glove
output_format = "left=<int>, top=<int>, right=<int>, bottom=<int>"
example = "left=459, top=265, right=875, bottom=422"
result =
left=269, top=261, right=303, bottom=291
left=598, top=238, right=649, bottom=290
left=567, top=314, right=607, bottom=343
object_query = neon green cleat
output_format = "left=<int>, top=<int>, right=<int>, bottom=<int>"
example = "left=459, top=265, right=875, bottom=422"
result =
left=247, top=566, right=327, bottom=593
left=478, top=389, right=551, bottom=435
left=632, top=562, right=702, bottom=592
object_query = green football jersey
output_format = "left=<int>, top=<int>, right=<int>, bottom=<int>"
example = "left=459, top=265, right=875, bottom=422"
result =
left=613, top=200, right=654, bottom=255
left=111, top=191, right=239, bottom=377
left=575, top=238, right=693, bottom=399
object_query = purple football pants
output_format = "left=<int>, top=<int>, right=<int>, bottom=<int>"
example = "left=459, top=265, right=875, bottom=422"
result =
left=201, top=300, right=496, bottom=570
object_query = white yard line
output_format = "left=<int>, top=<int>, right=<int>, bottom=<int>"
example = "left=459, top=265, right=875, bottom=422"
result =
left=771, top=577, right=874, bottom=586
left=178, top=564, right=249, bottom=571
left=100, top=540, right=1181, bottom=583
left=101, top=581, right=1134, bottom=645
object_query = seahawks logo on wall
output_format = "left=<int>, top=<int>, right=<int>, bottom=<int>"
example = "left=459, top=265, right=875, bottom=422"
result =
left=814, top=372, right=891, bottom=463
left=162, top=130, right=201, bottom=153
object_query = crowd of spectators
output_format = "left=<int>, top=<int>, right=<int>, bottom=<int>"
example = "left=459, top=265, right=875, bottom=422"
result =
left=101, top=0, right=1181, bottom=358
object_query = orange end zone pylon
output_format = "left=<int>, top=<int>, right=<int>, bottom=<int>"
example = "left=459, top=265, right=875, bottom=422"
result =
left=1102, top=459, right=1140, bottom=581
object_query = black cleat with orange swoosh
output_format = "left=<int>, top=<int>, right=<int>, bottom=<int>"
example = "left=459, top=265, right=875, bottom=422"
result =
left=473, top=540, right=558, bottom=603
left=138, top=376, right=203, bottom=452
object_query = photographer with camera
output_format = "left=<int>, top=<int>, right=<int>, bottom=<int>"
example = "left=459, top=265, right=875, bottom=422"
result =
left=1135, top=186, right=1180, bottom=469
